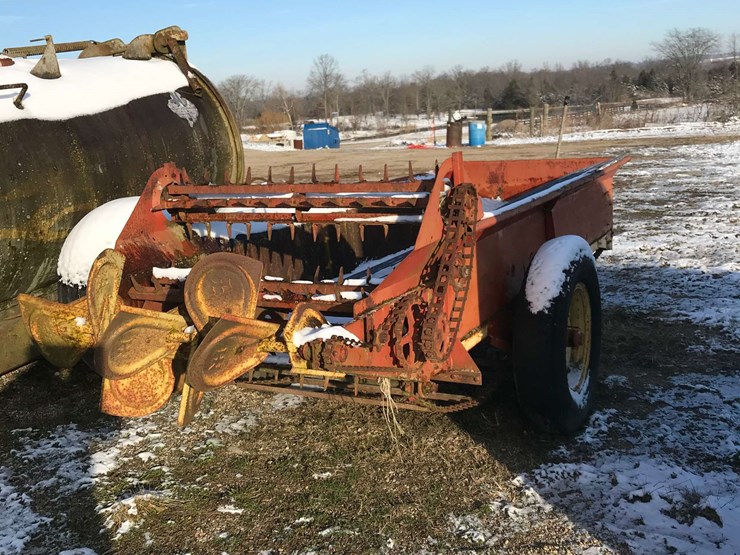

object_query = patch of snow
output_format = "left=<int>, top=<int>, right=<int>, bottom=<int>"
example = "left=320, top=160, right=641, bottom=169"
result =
left=167, top=91, right=198, bottom=127
left=292, top=324, right=360, bottom=347
left=263, top=353, right=290, bottom=365
left=216, top=504, right=244, bottom=514
left=603, top=374, right=628, bottom=388
left=525, top=235, right=594, bottom=314
left=270, top=393, right=303, bottom=410
left=0, top=467, right=50, bottom=555
left=0, top=57, right=188, bottom=123
left=312, top=472, right=332, bottom=480
left=448, top=514, right=495, bottom=546
left=517, top=372, right=740, bottom=554
left=344, top=246, right=414, bottom=283
left=152, top=266, right=191, bottom=281
left=310, top=291, right=364, bottom=302
left=479, top=196, right=505, bottom=217
left=493, top=120, right=740, bottom=146
left=213, top=415, right=257, bottom=435
left=334, top=214, right=422, bottom=223
left=600, top=140, right=740, bottom=344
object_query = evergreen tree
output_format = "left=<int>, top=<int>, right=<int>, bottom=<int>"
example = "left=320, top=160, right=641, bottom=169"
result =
left=498, top=79, right=529, bottom=109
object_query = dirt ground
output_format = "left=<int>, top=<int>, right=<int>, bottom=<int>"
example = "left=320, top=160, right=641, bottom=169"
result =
left=240, top=134, right=733, bottom=183
left=1, top=133, right=738, bottom=555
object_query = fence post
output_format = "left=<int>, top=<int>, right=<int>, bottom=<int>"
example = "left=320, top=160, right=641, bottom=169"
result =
left=555, top=96, right=570, bottom=159
left=486, top=108, right=493, bottom=141
left=542, top=103, right=549, bottom=136
left=529, top=106, right=535, bottom=137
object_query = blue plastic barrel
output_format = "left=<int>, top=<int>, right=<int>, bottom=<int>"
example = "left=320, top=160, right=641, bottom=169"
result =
left=468, top=121, right=486, bottom=147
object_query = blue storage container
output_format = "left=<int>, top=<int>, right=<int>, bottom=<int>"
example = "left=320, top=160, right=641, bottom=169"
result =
left=302, top=122, right=341, bottom=149
left=469, top=121, right=486, bottom=147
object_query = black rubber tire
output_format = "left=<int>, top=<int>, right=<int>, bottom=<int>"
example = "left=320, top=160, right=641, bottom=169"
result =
left=57, top=281, right=86, bottom=304
left=512, top=252, right=602, bottom=434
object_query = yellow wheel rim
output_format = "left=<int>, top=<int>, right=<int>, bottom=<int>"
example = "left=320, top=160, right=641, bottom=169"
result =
left=566, top=282, right=592, bottom=407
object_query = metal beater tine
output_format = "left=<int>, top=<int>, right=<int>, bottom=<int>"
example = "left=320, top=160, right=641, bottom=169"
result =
left=383, top=164, right=389, bottom=182
left=267, top=166, right=273, bottom=184
left=185, top=222, right=193, bottom=240
left=408, top=161, right=414, bottom=180
left=338, top=266, right=345, bottom=285
left=246, top=222, right=252, bottom=240
left=313, top=265, right=321, bottom=283
left=358, top=165, right=364, bottom=182
left=335, top=224, right=341, bottom=242
left=289, top=222, right=296, bottom=240
left=289, top=166, right=295, bottom=184
left=205, top=222, right=211, bottom=238
left=311, top=164, right=317, bottom=184
left=130, top=275, right=143, bottom=291
left=246, top=167, right=252, bottom=185
left=383, top=224, right=389, bottom=239
left=434, top=160, right=439, bottom=175
left=226, top=222, right=233, bottom=240
left=267, top=223, right=273, bottom=241
left=359, top=224, right=365, bottom=242
left=334, top=164, right=340, bottom=183
left=312, top=224, right=319, bottom=242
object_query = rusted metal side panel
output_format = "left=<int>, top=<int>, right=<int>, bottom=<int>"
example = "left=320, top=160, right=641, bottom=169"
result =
left=464, top=157, right=610, bottom=199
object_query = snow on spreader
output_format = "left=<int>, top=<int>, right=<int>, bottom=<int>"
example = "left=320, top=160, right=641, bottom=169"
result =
left=18, top=152, right=629, bottom=432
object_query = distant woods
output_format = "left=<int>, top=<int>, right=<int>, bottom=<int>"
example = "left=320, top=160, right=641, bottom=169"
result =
left=220, top=27, right=739, bottom=130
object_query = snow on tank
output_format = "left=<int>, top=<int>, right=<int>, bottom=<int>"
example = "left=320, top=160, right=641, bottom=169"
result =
left=0, top=55, right=188, bottom=123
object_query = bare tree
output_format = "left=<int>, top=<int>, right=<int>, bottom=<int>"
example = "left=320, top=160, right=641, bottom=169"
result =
left=730, top=33, right=738, bottom=84
left=413, top=66, right=436, bottom=115
left=219, top=74, right=263, bottom=126
left=272, top=84, right=297, bottom=129
left=653, top=28, right=720, bottom=100
left=377, top=71, right=396, bottom=116
left=307, top=54, right=344, bottom=121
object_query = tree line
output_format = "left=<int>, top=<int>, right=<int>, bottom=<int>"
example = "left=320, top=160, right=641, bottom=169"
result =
left=219, top=28, right=739, bottom=130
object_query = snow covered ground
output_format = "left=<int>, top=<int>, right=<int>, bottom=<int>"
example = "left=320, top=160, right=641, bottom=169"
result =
left=481, top=137, right=740, bottom=554
left=600, top=140, right=740, bottom=345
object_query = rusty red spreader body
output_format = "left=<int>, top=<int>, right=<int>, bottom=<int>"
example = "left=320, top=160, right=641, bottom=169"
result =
left=19, top=151, right=629, bottom=431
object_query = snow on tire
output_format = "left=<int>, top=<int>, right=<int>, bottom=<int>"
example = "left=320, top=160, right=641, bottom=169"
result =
left=56, top=197, right=139, bottom=301
left=513, top=235, right=602, bottom=434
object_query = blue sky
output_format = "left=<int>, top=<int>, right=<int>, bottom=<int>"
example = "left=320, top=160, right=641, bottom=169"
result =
left=1, top=0, right=737, bottom=88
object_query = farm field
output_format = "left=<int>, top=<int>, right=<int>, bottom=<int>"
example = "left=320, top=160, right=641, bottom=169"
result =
left=1, top=128, right=738, bottom=555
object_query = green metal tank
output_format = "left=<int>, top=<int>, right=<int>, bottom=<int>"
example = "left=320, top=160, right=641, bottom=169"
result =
left=0, top=36, right=244, bottom=372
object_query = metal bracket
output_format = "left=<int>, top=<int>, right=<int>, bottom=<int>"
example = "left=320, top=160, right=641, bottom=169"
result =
left=0, top=83, right=28, bottom=109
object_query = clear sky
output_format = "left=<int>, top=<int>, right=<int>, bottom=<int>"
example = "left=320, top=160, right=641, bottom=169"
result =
left=1, top=0, right=737, bottom=89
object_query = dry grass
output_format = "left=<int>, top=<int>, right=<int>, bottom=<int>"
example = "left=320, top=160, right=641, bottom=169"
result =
left=1, top=306, right=735, bottom=554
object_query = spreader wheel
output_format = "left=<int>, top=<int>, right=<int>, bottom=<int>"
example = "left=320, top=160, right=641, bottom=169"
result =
left=513, top=237, right=602, bottom=434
